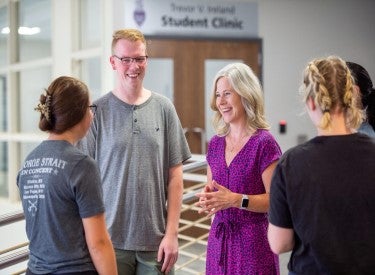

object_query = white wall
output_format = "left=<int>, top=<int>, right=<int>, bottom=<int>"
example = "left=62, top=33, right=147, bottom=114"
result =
left=257, top=0, right=375, bottom=151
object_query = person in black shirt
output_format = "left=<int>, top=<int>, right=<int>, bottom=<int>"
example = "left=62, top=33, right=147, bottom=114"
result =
left=268, top=56, right=375, bottom=275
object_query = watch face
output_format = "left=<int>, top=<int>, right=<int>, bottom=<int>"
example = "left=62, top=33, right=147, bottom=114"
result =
left=241, top=197, right=249, bottom=208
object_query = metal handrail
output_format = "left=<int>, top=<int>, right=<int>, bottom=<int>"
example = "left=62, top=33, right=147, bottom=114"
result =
left=0, top=243, right=28, bottom=255
left=0, top=248, right=29, bottom=270
left=0, top=210, right=29, bottom=272
left=0, top=210, right=24, bottom=227
left=183, top=159, right=207, bottom=173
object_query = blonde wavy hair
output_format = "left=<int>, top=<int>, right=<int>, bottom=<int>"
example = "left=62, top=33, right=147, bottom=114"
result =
left=301, top=56, right=364, bottom=130
left=210, top=63, right=270, bottom=136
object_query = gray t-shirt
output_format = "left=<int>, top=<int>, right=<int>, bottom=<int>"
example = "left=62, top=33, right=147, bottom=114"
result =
left=78, top=91, right=191, bottom=251
left=17, top=140, right=104, bottom=274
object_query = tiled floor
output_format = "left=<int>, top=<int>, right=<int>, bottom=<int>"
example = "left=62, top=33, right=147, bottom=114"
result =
left=175, top=196, right=209, bottom=275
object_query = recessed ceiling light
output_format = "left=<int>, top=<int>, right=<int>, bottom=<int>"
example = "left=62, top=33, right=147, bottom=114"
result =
left=1, top=26, right=41, bottom=35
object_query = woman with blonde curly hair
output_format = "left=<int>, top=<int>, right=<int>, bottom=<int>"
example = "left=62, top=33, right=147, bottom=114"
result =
left=268, top=56, right=375, bottom=274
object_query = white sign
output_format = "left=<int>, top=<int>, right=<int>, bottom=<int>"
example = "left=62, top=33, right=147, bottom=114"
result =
left=124, top=0, right=258, bottom=38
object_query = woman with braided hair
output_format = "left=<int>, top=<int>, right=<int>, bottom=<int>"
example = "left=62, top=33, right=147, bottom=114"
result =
left=346, top=61, right=375, bottom=137
left=17, top=76, right=117, bottom=275
left=267, top=56, right=375, bottom=274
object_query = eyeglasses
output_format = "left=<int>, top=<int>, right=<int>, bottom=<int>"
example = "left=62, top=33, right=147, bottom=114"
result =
left=89, top=104, right=97, bottom=114
left=113, top=55, right=148, bottom=66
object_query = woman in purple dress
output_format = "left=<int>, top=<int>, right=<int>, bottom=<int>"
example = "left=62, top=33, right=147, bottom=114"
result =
left=196, top=63, right=281, bottom=275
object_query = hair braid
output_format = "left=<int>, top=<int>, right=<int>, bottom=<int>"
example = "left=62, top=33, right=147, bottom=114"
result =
left=308, top=61, right=332, bottom=129
left=344, top=66, right=364, bottom=130
left=302, top=56, right=364, bottom=130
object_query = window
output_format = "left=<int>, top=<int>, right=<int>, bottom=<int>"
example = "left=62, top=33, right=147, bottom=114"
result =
left=0, top=0, right=110, bottom=202
left=73, top=0, right=102, bottom=101
left=19, top=0, right=51, bottom=62
left=78, top=0, right=101, bottom=49
left=80, top=57, right=102, bottom=100
left=0, top=5, right=7, bottom=66
left=19, top=67, right=51, bottom=132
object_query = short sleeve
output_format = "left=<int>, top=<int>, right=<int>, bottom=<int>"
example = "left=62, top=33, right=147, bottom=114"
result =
left=71, top=156, right=105, bottom=218
left=165, top=100, right=191, bottom=166
left=269, top=159, right=293, bottom=228
left=258, top=131, right=282, bottom=174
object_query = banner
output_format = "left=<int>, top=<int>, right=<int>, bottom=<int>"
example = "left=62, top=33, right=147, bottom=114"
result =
left=124, top=0, right=258, bottom=38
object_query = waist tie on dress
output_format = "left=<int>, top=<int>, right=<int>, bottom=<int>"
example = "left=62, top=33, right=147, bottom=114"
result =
left=215, top=220, right=237, bottom=273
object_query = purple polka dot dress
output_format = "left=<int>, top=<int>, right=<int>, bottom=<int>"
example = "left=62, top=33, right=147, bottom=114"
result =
left=206, top=130, right=281, bottom=275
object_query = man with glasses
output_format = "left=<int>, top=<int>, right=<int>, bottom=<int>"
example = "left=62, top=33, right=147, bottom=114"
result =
left=78, top=29, right=191, bottom=275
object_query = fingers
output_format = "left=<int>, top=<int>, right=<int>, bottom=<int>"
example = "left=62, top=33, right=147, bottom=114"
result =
left=195, top=192, right=207, bottom=198
left=157, top=245, right=163, bottom=263
left=206, top=208, right=217, bottom=218
left=195, top=198, right=216, bottom=216
left=160, top=249, right=178, bottom=274
left=161, top=254, right=176, bottom=274
left=195, top=193, right=211, bottom=207
left=203, top=184, right=212, bottom=192
left=194, top=199, right=208, bottom=214
left=158, top=235, right=178, bottom=274
left=195, top=185, right=220, bottom=216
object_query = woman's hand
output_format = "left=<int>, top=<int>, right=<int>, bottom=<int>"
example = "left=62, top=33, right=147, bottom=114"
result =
left=194, top=183, right=214, bottom=215
left=195, top=180, right=239, bottom=217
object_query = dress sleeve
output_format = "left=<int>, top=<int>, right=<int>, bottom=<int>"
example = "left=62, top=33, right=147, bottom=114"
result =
left=258, top=132, right=282, bottom=174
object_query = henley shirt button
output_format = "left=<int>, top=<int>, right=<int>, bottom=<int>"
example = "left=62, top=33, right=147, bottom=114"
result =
left=134, top=119, right=137, bottom=122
